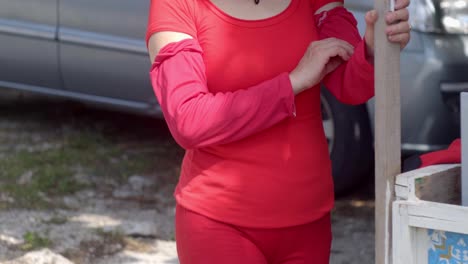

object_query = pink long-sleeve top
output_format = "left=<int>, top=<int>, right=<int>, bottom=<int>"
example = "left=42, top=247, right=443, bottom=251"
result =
left=147, top=0, right=374, bottom=228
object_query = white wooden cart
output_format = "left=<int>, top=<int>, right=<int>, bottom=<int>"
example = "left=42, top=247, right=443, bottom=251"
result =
left=389, top=92, right=468, bottom=263
left=393, top=164, right=468, bottom=264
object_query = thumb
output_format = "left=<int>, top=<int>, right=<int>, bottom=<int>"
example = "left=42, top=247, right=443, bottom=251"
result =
left=364, top=10, right=378, bottom=52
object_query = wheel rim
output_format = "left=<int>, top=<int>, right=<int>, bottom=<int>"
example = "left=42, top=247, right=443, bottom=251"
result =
left=320, top=95, right=334, bottom=154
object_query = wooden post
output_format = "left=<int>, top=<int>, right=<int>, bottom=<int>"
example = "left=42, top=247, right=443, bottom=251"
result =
left=374, top=0, right=401, bottom=263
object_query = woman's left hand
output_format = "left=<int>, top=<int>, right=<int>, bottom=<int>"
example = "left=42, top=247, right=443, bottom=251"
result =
left=363, top=0, right=411, bottom=59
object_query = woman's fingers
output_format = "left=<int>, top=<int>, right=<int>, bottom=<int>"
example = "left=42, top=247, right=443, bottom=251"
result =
left=324, top=47, right=349, bottom=61
left=384, top=1, right=411, bottom=50
left=387, top=32, right=410, bottom=48
left=314, top=38, right=354, bottom=57
left=289, top=38, right=355, bottom=93
left=334, top=45, right=352, bottom=60
left=386, top=21, right=411, bottom=35
left=320, top=44, right=352, bottom=62
left=385, top=8, right=409, bottom=24
left=395, top=0, right=410, bottom=9
left=324, top=44, right=353, bottom=59
left=324, top=56, right=345, bottom=75
left=364, top=10, right=378, bottom=57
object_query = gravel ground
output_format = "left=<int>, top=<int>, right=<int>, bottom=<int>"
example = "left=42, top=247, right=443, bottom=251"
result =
left=0, top=91, right=375, bottom=264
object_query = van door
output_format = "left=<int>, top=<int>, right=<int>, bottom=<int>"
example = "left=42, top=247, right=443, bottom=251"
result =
left=58, top=0, right=155, bottom=110
left=0, top=0, right=61, bottom=90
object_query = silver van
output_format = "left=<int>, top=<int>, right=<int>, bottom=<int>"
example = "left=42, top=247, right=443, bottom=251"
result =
left=0, top=0, right=463, bottom=193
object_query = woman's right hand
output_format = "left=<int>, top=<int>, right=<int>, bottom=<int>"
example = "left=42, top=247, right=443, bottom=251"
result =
left=289, top=38, right=354, bottom=95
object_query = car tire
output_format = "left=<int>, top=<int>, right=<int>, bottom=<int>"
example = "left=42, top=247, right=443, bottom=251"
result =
left=320, top=87, right=374, bottom=195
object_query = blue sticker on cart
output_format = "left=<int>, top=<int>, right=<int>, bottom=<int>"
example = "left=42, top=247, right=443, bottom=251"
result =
left=428, top=229, right=468, bottom=264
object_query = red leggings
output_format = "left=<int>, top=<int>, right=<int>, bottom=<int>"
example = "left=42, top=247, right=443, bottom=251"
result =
left=175, top=205, right=332, bottom=264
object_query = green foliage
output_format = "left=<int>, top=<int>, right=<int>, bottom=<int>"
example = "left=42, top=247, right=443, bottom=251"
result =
left=21, top=231, right=52, bottom=251
left=0, top=130, right=156, bottom=209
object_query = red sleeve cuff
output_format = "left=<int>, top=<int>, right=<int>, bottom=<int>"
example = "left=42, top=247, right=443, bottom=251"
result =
left=151, top=38, right=202, bottom=67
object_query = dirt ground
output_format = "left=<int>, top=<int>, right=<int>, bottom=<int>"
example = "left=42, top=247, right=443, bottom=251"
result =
left=0, top=91, right=375, bottom=264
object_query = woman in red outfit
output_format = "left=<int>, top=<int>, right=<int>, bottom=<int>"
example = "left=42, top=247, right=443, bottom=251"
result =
left=147, top=0, right=410, bottom=263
